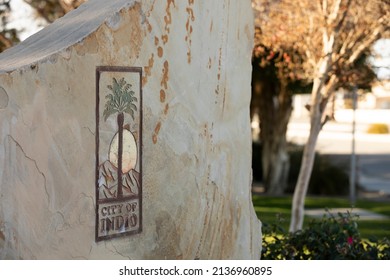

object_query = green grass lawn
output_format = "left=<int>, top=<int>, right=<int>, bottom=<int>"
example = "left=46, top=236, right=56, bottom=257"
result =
left=252, top=195, right=390, bottom=239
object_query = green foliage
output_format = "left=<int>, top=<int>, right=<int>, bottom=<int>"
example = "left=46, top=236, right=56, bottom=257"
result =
left=367, top=123, right=389, bottom=134
left=262, top=212, right=390, bottom=260
left=103, top=77, right=137, bottom=121
left=253, top=195, right=390, bottom=239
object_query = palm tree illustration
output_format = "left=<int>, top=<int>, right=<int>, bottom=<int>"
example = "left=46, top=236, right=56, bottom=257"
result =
left=103, top=77, right=137, bottom=198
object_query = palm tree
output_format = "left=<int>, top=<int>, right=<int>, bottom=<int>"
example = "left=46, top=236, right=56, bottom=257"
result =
left=103, top=77, right=137, bottom=198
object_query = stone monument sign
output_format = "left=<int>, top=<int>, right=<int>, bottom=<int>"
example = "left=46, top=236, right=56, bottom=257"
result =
left=0, top=0, right=261, bottom=259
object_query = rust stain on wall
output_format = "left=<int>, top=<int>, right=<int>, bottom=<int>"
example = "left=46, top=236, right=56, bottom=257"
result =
left=146, top=19, right=153, bottom=33
left=75, top=33, right=99, bottom=56
left=164, top=103, right=169, bottom=115
left=215, top=47, right=223, bottom=95
left=207, top=57, right=212, bottom=69
left=222, top=88, right=227, bottom=116
left=146, top=0, right=157, bottom=17
left=186, top=7, right=195, bottom=21
left=160, top=89, right=166, bottom=102
left=164, top=0, right=175, bottom=33
left=218, top=48, right=222, bottom=79
left=161, top=34, right=169, bottom=44
left=155, top=36, right=164, bottom=59
left=160, top=0, right=174, bottom=47
left=152, top=121, right=162, bottom=144
left=112, top=5, right=144, bottom=59
left=164, top=14, right=172, bottom=32
left=161, top=60, right=169, bottom=90
left=142, top=53, right=155, bottom=86
left=157, top=46, right=164, bottom=58
left=185, top=1, right=195, bottom=64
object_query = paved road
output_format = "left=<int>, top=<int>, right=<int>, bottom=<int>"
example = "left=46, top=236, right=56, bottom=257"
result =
left=287, top=117, right=390, bottom=196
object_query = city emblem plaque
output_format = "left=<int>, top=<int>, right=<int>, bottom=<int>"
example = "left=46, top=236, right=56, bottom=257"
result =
left=95, top=66, right=142, bottom=241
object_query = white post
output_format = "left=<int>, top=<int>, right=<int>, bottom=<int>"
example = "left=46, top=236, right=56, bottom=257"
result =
left=350, top=87, right=357, bottom=205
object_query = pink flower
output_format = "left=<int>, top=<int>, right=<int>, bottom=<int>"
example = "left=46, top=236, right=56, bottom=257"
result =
left=347, top=237, right=353, bottom=245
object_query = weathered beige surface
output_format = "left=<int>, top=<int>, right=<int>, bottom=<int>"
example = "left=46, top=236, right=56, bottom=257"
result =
left=0, top=0, right=261, bottom=259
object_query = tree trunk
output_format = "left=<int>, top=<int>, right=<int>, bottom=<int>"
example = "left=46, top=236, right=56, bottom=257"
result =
left=289, top=69, right=333, bottom=232
left=289, top=108, right=322, bottom=232
left=251, top=66, right=292, bottom=195
left=117, top=112, right=124, bottom=198
left=289, top=19, right=338, bottom=230
left=262, top=126, right=290, bottom=195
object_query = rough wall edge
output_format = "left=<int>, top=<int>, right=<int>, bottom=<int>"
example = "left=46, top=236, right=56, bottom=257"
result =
left=0, top=0, right=139, bottom=74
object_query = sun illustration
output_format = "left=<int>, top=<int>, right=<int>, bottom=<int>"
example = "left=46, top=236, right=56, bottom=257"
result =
left=108, top=129, right=138, bottom=174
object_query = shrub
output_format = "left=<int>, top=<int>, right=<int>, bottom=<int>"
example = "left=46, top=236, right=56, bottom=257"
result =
left=287, top=146, right=349, bottom=196
left=366, top=123, right=389, bottom=134
left=261, top=212, right=390, bottom=260
left=252, top=143, right=349, bottom=195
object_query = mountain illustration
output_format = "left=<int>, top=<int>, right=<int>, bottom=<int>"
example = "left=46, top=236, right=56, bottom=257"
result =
left=98, top=160, right=140, bottom=200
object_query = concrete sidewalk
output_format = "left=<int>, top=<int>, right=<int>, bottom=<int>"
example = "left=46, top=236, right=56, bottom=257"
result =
left=305, top=208, right=389, bottom=221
